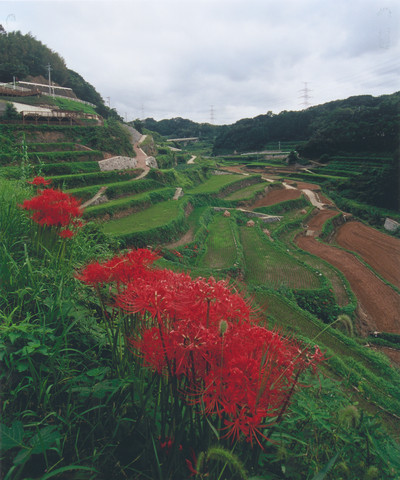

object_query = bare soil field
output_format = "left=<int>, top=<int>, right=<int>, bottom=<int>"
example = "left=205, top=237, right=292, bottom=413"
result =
left=251, top=187, right=302, bottom=208
left=306, top=209, right=340, bottom=231
left=335, top=222, right=400, bottom=290
left=296, top=235, right=400, bottom=335
left=286, top=181, right=321, bottom=191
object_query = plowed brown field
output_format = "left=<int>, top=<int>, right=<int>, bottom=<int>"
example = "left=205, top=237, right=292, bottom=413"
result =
left=335, top=222, right=400, bottom=289
left=251, top=187, right=301, bottom=208
left=296, top=235, right=400, bottom=334
left=306, top=210, right=340, bottom=231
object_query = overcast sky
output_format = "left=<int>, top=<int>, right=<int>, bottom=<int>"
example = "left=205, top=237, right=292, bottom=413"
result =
left=2, top=0, right=400, bottom=124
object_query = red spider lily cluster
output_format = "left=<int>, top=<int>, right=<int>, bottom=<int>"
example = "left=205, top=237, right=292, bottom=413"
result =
left=27, top=176, right=52, bottom=187
left=20, top=187, right=84, bottom=237
left=77, top=248, right=324, bottom=447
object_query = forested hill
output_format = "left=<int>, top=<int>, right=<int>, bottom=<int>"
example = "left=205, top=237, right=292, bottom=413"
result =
left=214, top=92, right=400, bottom=156
left=0, top=30, right=116, bottom=119
left=139, top=117, right=222, bottom=140
left=143, top=92, right=400, bottom=158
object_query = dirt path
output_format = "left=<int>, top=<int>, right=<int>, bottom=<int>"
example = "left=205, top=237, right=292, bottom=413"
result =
left=335, top=222, right=400, bottom=289
left=133, top=138, right=150, bottom=179
left=296, top=235, right=400, bottom=334
left=164, top=227, right=195, bottom=248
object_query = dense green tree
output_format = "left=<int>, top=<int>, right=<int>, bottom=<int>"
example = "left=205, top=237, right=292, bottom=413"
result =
left=0, top=31, right=68, bottom=84
left=3, top=102, right=20, bottom=119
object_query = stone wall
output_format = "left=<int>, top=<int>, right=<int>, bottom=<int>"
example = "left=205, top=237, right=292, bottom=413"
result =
left=98, top=156, right=137, bottom=171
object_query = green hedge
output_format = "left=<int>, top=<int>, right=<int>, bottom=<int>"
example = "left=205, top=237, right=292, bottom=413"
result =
left=147, top=166, right=211, bottom=188
left=26, top=142, right=76, bottom=152
left=0, top=150, right=103, bottom=165
left=320, top=212, right=343, bottom=240
left=329, top=193, right=400, bottom=225
left=50, top=169, right=142, bottom=189
left=83, top=188, right=175, bottom=219
left=254, top=195, right=310, bottom=214
left=69, top=178, right=162, bottom=202
left=38, top=161, right=101, bottom=175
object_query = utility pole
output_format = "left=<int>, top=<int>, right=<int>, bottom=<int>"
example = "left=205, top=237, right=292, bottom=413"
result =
left=45, top=63, right=53, bottom=96
left=299, top=82, right=311, bottom=109
left=106, top=97, right=111, bottom=108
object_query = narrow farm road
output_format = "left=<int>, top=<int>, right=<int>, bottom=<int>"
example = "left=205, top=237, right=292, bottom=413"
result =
left=133, top=138, right=150, bottom=179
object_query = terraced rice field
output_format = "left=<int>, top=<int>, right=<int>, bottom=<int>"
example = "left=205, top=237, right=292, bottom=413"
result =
left=199, top=215, right=238, bottom=269
left=240, top=226, right=322, bottom=289
left=187, top=174, right=246, bottom=194
left=102, top=199, right=182, bottom=236
left=223, top=181, right=268, bottom=201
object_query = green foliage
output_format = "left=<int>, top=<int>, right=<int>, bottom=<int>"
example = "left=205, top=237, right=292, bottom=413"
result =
left=3, top=102, right=21, bottom=120
left=52, top=97, right=98, bottom=114
left=0, top=122, right=134, bottom=157
left=143, top=116, right=221, bottom=141
left=223, top=181, right=269, bottom=202
left=329, top=193, right=400, bottom=225
left=0, top=31, right=68, bottom=83
left=261, top=372, right=400, bottom=480
left=254, top=195, right=310, bottom=214
left=50, top=168, right=141, bottom=189
left=84, top=188, right=175, bottom=219
left=293, top=288, right=339, bottom=324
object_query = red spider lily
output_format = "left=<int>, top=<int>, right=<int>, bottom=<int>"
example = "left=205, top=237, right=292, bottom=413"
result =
left=221, top=408, right=273, bottom=448
left=27, top=176, right=52, bottom=187
left=79, top=247, right=324, bottom=447
left=58, top=229, right=75, bottom=239
left=131, top=306, right=323, bottom=445
left=20, top=188, right=83, bottom=228
left=76, top=248, right=160, bottom=288
left=75, top=261, right=112, bottom=286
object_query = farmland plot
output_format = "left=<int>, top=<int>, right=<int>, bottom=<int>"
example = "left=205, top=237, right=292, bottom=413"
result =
left=102, top=199, right=182, bottom=236
left=223, top=181, right=268, bottom=201
left=187, top=174, right=246, bottom=194
left=240, top=226, right=321, bottom=289
left=198, top=215, right=238, bottom=269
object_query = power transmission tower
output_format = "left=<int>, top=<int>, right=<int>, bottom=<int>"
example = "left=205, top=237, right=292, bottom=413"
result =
left=210, top=105, right=215, bottom=124
left=299, top=82, right=312, bottom=109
